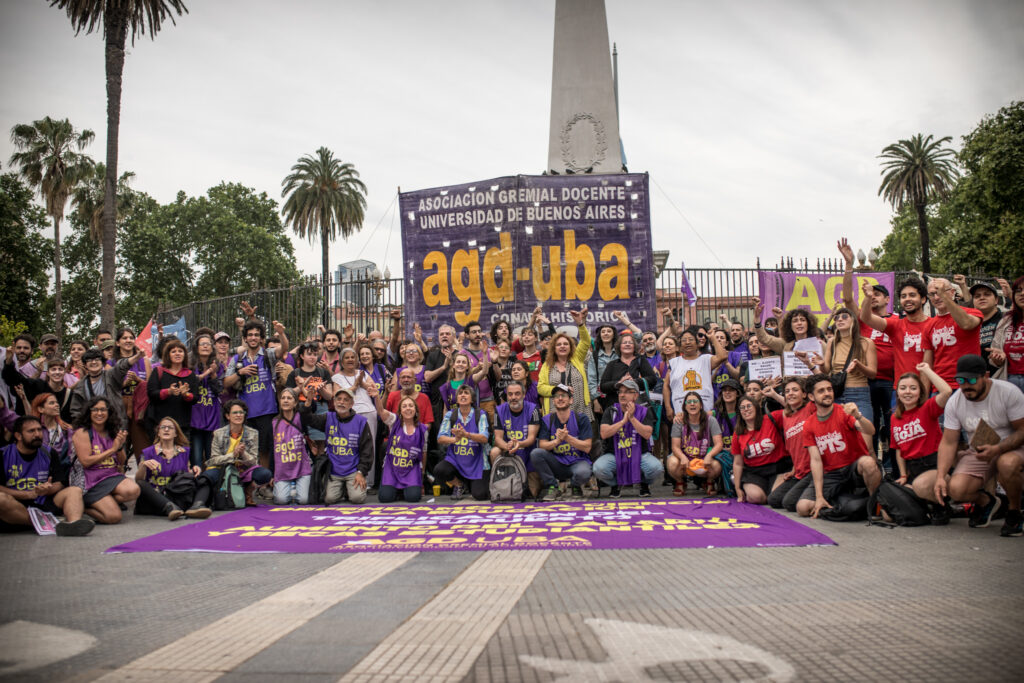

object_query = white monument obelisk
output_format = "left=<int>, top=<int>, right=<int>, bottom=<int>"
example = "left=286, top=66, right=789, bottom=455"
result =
left=547, top=0, right=624, bottom=175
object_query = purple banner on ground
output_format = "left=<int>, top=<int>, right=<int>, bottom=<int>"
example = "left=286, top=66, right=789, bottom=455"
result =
left=757, top=270, right=895, bottom=325
left=400, top=174, right=656, bottom=339
left=105, top=500, right=834, bottom=554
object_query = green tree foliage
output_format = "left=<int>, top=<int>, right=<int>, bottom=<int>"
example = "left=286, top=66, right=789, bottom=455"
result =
left=877, top=134, right=959, bottom=272
left=875, top=201, right=951, bottom=272
left=50, top=0, right=188, bottom=330
left=932, top=101, right=1024, bottom=277
left=0, top=173, right=53, bottom=336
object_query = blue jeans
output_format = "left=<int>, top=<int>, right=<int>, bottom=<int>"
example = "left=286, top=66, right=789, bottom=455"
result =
left=592, top=452, right=663, bottom=485
left=190, top=429, right=214, bottom=468
left=273, top=475, right=311, bottom=504
left=838, top=386, right=873, bottom=426
left=529, top=449, right=593, bottom=488
left=1008, top=374, right=1024, bottom=395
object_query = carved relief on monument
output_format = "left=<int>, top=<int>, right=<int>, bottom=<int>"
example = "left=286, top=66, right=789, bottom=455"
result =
left=560, top=112, right=607, bottom=172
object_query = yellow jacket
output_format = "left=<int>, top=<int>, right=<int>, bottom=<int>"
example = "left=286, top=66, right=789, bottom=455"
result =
left=536, top=325, right=592, bottom=413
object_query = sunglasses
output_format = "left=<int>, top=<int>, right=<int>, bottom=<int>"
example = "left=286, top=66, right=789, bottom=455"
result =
left=835, top=312, right=852, bottom=320
left=955, top=376, right=980, bottom=385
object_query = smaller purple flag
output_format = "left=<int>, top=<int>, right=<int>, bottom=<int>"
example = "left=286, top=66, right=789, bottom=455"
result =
left=680, top=261, right=698, bottom=307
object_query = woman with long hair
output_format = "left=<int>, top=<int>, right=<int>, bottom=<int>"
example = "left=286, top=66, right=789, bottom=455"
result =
left=438, top=351, right=487, bottom=413
left=653, top=335, right=679, bottom=460
left=991, top=275, right=1024, bottom=394
left=667, top=390, right=723, bottom=496
left=537, top=311, right=592, bottom=415
left=372, top=386, right=429, bottom=503
left=752, top=300, right=821, bottom=354
left=802, top=307, right=877, bottom=432
left=271, top=388, right=313, bottom=505
left=730, top=395, right=788, bottom=505
left=706, top=378, right=742, bottom=495
left=762, top=377, right=815, bottom=510
left=434, top=385, right=490, bottom=501
left=110, top=326, right=150, bottom=462
left=489, top=340, right=515, bottom=404
left=890, top=363, right=953, bottom=513
left=30, top=393, right=72, bottom=463
left=587, top=323, right=619, bottom=416
left=71, top=396, right=139, bottom=524
left=661, top=326, right=728, bottom=416
left=395, top=342, right=428, bottom=394
left=146, top=339, right=199, bottom=438
left=188, top=334, right=223, bottom=467
left=135, top=416, right=215, bottom=519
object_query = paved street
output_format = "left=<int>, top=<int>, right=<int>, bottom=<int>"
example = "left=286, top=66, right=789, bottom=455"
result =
left=1, top=485, right=1021, bottom=682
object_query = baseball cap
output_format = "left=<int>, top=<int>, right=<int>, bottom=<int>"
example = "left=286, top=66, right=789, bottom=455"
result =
left=871, top=284, right=890, bottom=297
left=100, top=339, right=116, bottom=350
left=213, top=331, right=231, bottom=342
left=335, top=386, right=356, bottom=398
left=616, top=378, right=640, bottom=392
left=955, top=354, right=987, bottom=379
left=40, top=334, right=58, bottom=344
left=552, top=383, right=573, bottom=396
left=969, top=281, right=998, bottom=297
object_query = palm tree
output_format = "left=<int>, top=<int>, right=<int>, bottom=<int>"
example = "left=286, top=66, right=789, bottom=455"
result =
left=50, top=0, right=188, bottom=330
left=72, top=163, right=136, bottom=242
left=878, top=134, right=959, bottom=272
left=9, top=116, right=95, bottom=342
left=281, top=147, right=368, bottom=323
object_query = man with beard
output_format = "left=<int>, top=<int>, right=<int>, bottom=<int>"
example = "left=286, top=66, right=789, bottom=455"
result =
left=0, top=416, right=94, bottom=536
left=926, top=277, right=983, bottom=387
left=860, top=277, right=934, bottom=393
left=935, top=355, right=1024, bottom=536
left=797, top=374, right=879, bottom=519
left=319, top=329, right=343, bottom=376
left=492, top=380, right=542, bottom=496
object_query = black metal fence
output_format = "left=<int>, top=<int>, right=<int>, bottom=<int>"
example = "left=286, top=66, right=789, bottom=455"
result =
left=155, top=264, right=1004, bottom=343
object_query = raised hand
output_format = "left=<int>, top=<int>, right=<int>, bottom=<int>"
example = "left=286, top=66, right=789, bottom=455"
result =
left=771, top=306, right=784, bottom=319
left=837, top=238, right=854, bottom=265
left=752, top=298, right=764, bottom=318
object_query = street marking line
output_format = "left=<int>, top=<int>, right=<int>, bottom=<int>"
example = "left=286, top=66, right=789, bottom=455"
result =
left=339, top=549, right=551, bottom=683
left=92, top=552, right=418, bottom=683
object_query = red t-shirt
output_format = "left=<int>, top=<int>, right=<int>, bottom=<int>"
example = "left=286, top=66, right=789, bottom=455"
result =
left=516, top=350, right=543, bottom=383
left=884, top=316, right=933, bottom=388
left=889, top=397, right=943, bottom=461
left=1004, top=321, right=1024, bottom=375
left=385, top=391, right=434, bottom=424
left=929, top=308, right=983, bottom=385
left=730, top=418, right=786, bottom=467
left=802, top=407, right=868, bottom=472
left=868, top=317, right=894, bottom=382
left=776, top=403, right=815, bottom=479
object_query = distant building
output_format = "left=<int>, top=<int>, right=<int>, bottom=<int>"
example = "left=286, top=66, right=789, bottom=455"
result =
left=334, top=259, right=380, bottom=308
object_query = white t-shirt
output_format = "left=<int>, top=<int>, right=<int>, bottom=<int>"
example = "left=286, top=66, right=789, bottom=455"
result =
left=332, top=371, right=375, bottom=414
left=668, top=355, right=714, bottom=412
left=944, top=379, right=1024, bottom=442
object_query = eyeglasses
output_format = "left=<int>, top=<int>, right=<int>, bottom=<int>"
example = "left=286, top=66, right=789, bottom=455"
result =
left=955, top=376, right=980, bottom=385
left=684, top=399, right=701, bottom=405
left=158, top=425, right=175, bottom=431
left=90, top=407, right=108, bottom=413
left=228, top=410, right=246, bottom=416
left=739, top=404, right=756, bottom=411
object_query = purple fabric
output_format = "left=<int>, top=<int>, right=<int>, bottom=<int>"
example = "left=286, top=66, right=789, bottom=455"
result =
left=399, top=174, right=657, bottom=337
left=438, top=376, right=478, bottom=413
left=757, top=271, right=895, bottom=324
left=610, top=404, right=647, bottom=486
left=395, top=366, right=428, bottom=394
left=543, top=410, right=585, bottom=465
left=273, top=416, right=312, bottom=481
left=496, top=400, right=537, bottom=468
left=81, top=429, right=120, bottom=490
left=680, top=260, right=698, bottom=307
left=2, top=443, right=51, bottom=506
left=140, top=445, right=191, bottom=491
left=190, top=376, right=221, bottom=432
left=382, top=421, right=429, bottom=489
left=325, top=412, right=366, bottom=477
left=444, top=409, right=484, bottom=480
left=105, top=499, right=836, bottom=554
left=233, top=352, right=277, bottom=417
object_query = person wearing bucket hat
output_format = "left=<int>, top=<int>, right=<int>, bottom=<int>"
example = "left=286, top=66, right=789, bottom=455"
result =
left=937, top=354, right=1024, bottom=536
left=594, top=378, right=661, bottom=497
left=531, top=383, right=593, bottom=501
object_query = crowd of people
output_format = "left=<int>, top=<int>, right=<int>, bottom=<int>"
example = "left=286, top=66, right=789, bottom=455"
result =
left=2, top=241, right=1023, bottom=538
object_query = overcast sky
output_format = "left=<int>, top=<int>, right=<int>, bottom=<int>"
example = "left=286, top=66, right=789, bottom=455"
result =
left=2, top=0, right=1021, bottom=281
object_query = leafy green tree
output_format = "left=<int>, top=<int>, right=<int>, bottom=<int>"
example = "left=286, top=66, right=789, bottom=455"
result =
left=878, top=133, right=959, bottom=272
left=50, top=0, right=188, bottom=331
left=71, top=162, right=136, bottom=242
left=0, top=173, right=53, bottom=336
left=281, top=147, right=367, bottom=323
left=8, top=116, right=95, bottom=341
left=875, top=201, right=951, bottom=272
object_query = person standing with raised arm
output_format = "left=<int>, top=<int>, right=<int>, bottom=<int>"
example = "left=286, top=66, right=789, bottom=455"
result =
left=927, top=277, right=983, bottom=387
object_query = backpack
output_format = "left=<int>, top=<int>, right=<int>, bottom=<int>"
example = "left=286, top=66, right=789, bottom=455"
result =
left=489, top=452, right=528, bottom=502
left=308, top=454, right=333, bottom=504
left=868, top=479, right=930, bottom=527
left=817, top=489, right=870, bottom=522
left=213, top=465, right=246, bottom=510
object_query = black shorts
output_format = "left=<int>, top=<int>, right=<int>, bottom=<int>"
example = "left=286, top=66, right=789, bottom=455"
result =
left=741, top=456, right=792, bottom=496
left=800, top=462, right=864, bottom=502
left=905, top=453, right=937, bottom=484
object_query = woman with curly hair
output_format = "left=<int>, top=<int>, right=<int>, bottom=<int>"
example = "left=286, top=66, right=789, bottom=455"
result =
left=71, top=396, right=140, bottom=524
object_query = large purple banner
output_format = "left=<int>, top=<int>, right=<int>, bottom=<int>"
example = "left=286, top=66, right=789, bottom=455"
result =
left=400, top=174, right=657, bottom=338
left=106, top=500, right=834, bottom=554
left=757, top=271, right=896, bottom=325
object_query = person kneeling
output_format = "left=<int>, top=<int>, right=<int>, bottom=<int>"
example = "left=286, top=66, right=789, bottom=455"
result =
left=299, top=388, right=372, bottom=505
left=797, top=374, right=879, bottom=518
left=530, top=384, right=593, bottom=501
left=1, top=416, right=94, bottom=536
left=372, top=387, right=428, bottom=503
left=135, top=417, right=216, bottom=519
left=434, top=385, right=490, bottom=501
left=594, top=379, right=663, bottom=498
left=272, top=389, right=313, bottom=505
left=208, top=400, right=273, bottom=507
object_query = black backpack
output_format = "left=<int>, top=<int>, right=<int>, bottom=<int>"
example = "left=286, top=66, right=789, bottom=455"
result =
left=817, top=489, right=869, bottom=522
left=308, top=454, right=333, bottom=504
left=868, top=479, right=930, bottom=527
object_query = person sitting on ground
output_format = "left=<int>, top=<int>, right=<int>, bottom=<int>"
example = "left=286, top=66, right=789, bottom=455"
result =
left=595, top=379, right=661, bottom=498
left=0, top=416, right=95, bottom=536
left=667, top=390, right=723, bottom=496
left=71, top=396, right=140, bottom=524
left=889, top=363, right=954, bottom=521
left=434, top=384, right=490, bottom=501
left=371, top=386, right=429, bottom=503
left=530, top=383, right=593, bottom=501
left=706, top=378, right=743, bottom=495
left=762, top=378, right=815, bottom=510
left=271, top=389, right=313, bottom=505
left=135, top=417, right=215, bottom=520
left=730, top=395, right=789, bottom=505
left=935, top=355, right=1024, bottom=536
left=797, top=374, right=880, bottom=518
left=492, top=380, right=542, bottom=496
left=208, top=399, right=272, bottom=507
left=298, top=387, right=372, bottom=505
